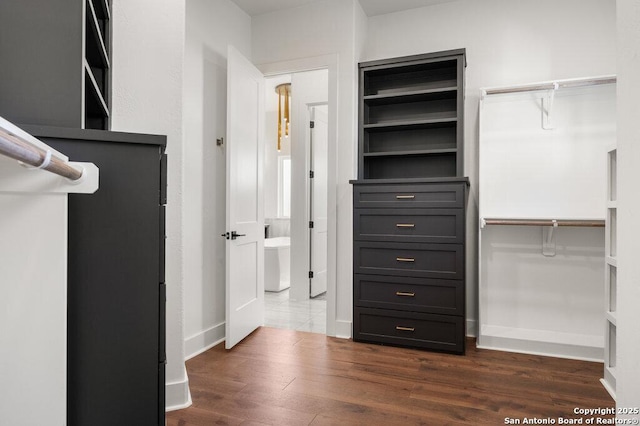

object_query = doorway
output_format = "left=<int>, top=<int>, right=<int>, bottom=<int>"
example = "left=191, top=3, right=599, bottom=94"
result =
left=263, top=70, right=329, bottom=334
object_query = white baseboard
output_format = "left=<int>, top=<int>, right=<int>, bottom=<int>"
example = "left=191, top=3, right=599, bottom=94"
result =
left=334, top=319, right=352, bottom=339
left=184, top=322, right=225, bottom=361
left=477, top=325, right=604, bottom=362
left=466, top=319, right=477, bottom=337
left=165, top=367, right=192, bottom=412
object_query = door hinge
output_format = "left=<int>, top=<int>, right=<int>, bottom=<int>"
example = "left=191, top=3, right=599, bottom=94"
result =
left=310, top=170, right=314, bottom=178
left=310, top=121, right=315, bottom=128
left=309, top=221, right=314, bottom=229
left=309, top=271, right=314, bottom=278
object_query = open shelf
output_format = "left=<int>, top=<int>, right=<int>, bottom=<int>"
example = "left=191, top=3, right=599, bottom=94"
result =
left=607, top=264, right=617, bottom=312
left=608, top=208, right=617, bottom=257
left=364, top=87, right=457, bottom=105
left=85, top=0, right=110, bottom=69
left=91, top=0, right=111, bottom=20
left=364, top=116, right=457, bottom=130
left=358, top=51, right=464, bottom=181
left=84, top=0, right=110, bottom=130
left=84, top=62, right=109, bottom=130
left=364, top=121, right=457, bottom=155
left=364, top=152, right=457, bottom=179
left=363, top=148, right=457, bottom=158
left=364, top=59, right=458, bottom=96
left=364, top=98, right=457, bottom=126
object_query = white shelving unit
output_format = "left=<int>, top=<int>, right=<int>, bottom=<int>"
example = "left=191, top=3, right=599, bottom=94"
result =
left=602, top=147, right=617, bottom=400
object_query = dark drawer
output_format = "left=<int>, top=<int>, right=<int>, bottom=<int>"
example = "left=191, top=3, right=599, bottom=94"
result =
left=353, top=183, right=465, bottom=209
left=354, top=241, right=464, bottom=279
left=354, top=274, right=463, bottom=315
left=353, top=307, right=465, bottom=354
left=354, top=208, right=464, bottom=244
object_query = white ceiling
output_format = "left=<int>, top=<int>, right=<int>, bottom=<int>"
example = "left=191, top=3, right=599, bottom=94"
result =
left=231, top=0, right=461, bottom=17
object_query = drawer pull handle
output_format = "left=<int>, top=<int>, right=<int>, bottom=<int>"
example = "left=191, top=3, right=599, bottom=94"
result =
left=396, top=195, right=415, bottom=199
left=396, top=326, right=415, bottom=332
left=396, top=257, right=415, bottom=262
left=396, top=223, right=415, bottom=228
left=396, top=291, right=415, bottom=297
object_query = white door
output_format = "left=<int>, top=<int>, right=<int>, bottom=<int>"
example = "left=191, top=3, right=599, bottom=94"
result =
left=310, top=105, right=328, bottom=297
left=225, top=46, right=265, bottom=349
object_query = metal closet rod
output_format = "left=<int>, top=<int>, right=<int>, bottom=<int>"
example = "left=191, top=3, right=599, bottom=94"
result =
left=483, top=76, right=616, bottom=96
left=0, top=127, right=83, bottom=181
left=483, top=218, right=605, bottom=227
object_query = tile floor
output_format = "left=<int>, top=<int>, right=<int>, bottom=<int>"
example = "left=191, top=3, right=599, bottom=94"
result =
left=264, top=288, right=326, bottom=334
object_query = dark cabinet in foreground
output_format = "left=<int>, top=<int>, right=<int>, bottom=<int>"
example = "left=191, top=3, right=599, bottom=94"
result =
left=24, top=125, right=166, bottom=426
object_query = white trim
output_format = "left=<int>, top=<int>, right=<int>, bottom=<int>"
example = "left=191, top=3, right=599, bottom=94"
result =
left=184, top=322, right=225, bottom=361
left=165, top=367, right=192, bottom=412
left=600, top=378, right=617, bottom=401
left=277, top=155, right=291, bottom=218
left=258, top=54, right=337, bottom=76
left=466, top=319, right=477, bottom=338
left=477, top=326, right=604, bottom=362
left=334, top=319, right=352, bottom=339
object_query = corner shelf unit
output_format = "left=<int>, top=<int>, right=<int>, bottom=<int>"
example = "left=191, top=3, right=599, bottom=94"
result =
left=602, top=147, right=617, bottom=400
left=0, top=0, right=111, bottom=130
left=358, top=50, right=465, bottom=180
left=352, top=49, right=468, bottom=355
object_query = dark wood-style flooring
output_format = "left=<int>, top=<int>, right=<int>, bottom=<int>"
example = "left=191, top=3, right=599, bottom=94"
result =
left=167, top=327, right=614, bottom=425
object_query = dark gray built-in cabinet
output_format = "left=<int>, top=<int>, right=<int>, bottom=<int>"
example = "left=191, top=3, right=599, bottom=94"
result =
left=352, top=49, right=468, bottom=354
left=23, top=125, right=167, bottom=426
left=0, top=0, right=111, bottom=130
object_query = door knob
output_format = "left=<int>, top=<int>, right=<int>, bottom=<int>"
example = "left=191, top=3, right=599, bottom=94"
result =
left=221, top=232, right=229, bottom=239
left=231, top=231, right=246, bottom=240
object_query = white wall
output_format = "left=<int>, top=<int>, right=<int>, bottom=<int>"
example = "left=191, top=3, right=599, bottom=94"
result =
left=111, top=0, right=188, bottom=410
left=616, top=0, right=640, bottom=410
left=364, top=0, right=617, bottom=335
left=182, top=0, right=251, bottom=361
left=252, top=0, right=367, bottom=337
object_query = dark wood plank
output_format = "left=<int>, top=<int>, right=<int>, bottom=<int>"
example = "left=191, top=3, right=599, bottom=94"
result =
left=167, top=327, right=614, bottom=425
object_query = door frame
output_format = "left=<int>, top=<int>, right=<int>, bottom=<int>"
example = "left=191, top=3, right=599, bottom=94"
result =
left=259, top=54, right=338, bottom=337
left=309, top=104, right=329, bottom=298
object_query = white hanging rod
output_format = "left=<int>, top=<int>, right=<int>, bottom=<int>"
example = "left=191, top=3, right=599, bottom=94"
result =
left=0, top=125, right=83, bottom=181
left=482, top=218, right=605, bottom=228
left=482, top=75, right=616, bottom=97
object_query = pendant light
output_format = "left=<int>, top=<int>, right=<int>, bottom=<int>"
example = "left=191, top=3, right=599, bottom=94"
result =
left=275, top=83, right=291, bottom=152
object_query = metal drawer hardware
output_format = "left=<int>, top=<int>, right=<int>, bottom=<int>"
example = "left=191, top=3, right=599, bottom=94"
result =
left=395, top=291, right=415, bottom=297
left=396, top=195, right=415, bottom=199
left=396, top=326, right=415, bottom=332
left=396, top=223, right=415, bottom=228
left=396, top=257, right=415, bottom=262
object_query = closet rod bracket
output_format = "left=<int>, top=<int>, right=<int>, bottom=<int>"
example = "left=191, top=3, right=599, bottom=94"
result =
left=542, top=219, right=558, bottom=256
left=542, top=83, right=558, bottom=130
